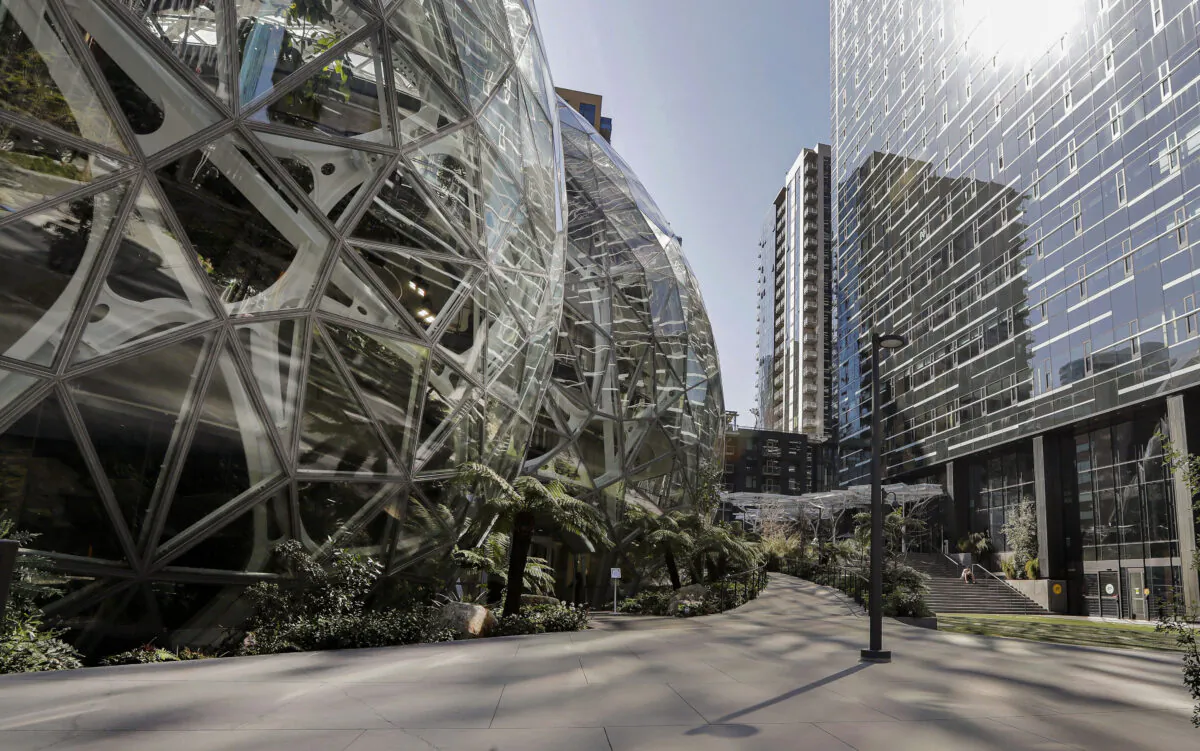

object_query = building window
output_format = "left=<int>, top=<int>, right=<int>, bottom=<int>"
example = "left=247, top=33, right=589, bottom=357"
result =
left=1167, top=133, right=1180, bottom=172
left=994, top=94, right=1001, bottom=118
left=1073, top=201, right=1083, bottom=237
left=1043, top=358, right=1053, bottom=391
left=577, top=101, right=597, bottom=125
left=1110, top=104, right=1121, bottom=137
left=788, top=478, right=798, bottom=492
left=1159, top=62, right=1172, bottom=98
left=1176, top=207, right=1189, bottom=248
left=1187, top=296, right=1197, bottom=336
left=1039, top=288, right=1048, bottom=318
left=997, top=144, right=1004, bottom=170
left=969, top=122, right=975, bottom=147
left=1027, top=113, right=1036, bottom=143
left=1077, top=263, right=1087, bottom=297
left=1129, top=321, right=1140, bottom=356
left=746, top=476, right=757, bottom=490
left=1152, top=0, right=1164, bottom=29
left=1062, top=79, right=1073, bottom=111
left=1083, top=340, right=1093, bottom=376
left=1032, top=169, right=1040, bottom=199
left=1103, top=40, right=1115, bottom=75
left=1116, top=169, right=1127, bottom=205
left=1025, top=67, right=1032, bottom=88
left=1068, top=139, right=1078, bottom=172
left=1123, top=238, right=1133, bottom=276
left=942, top=102, right=948, bottom=126
left=966, top=79, right=972, bottom=100
left=1035, top=227, right=1044, bottom=258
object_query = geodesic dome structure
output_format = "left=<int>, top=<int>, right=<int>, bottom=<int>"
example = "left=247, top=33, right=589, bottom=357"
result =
left=0, top=0, right=564, bottom=645
left=523, top=100, right=723, bottom=517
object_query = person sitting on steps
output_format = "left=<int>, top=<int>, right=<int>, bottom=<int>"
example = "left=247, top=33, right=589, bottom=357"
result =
left=961, top=567, right=975, bottom=584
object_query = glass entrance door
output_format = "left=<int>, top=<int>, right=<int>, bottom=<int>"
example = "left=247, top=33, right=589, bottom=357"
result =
left=1099, top=570, right=1121, bottom=619
left=1128, top=569, right=1147, bottom=620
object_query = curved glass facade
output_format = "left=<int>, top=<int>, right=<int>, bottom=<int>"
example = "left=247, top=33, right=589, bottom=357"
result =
left=833, top=0, right=1200, bottom=612
left=0, top=0, right=570, bottom=644
left=0, top=0, right=724, bottom=642
left=523, top=101, right=723, bottom=517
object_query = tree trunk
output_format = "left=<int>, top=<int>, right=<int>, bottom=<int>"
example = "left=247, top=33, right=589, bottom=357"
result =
left=503, top=511, right=536, bottom=618
left=663, top=546, right=682, bottom=590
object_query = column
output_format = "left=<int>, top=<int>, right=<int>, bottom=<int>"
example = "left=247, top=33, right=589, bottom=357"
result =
left=1033, top=435, right=1065, bottom=579
left=1166, top=394, right=1200, bottom=613
left=944, top=459, right=970, bottom=545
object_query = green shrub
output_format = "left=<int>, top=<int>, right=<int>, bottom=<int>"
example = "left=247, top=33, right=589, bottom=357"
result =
left=1, top=520, right=82, bottom=674
left=100, top=645, right=180, bottom=666
left=671, top=595, right=715, bottom=618
left=492, top=604, right=589, bottom=636
left=619, top=589, right=673, bottom=615
left=883, top=588, right=933, bottom=618
left=1025, top=559, right=1040, bottom=580
left=1001, top=559, right=1019, bottom=580
left=0, top=151, right=84, bottom=180
left=237, top=541, right=455, bottom=655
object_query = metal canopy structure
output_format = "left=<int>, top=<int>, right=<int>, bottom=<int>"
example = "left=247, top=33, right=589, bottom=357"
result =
left=724, top=483, right=947, bottom=521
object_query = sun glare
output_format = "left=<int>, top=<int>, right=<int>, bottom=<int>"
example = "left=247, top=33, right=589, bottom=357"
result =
left=963, top=0, right=1084, bottom=61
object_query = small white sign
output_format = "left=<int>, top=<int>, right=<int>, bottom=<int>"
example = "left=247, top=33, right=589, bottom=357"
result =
left=1104, top=583, right=1116, bottom=595
left=610, top=568, right=621, bottom=579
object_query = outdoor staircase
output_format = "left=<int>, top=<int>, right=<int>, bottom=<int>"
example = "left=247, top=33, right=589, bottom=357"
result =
left=902, top=553, right=1048, bottom=615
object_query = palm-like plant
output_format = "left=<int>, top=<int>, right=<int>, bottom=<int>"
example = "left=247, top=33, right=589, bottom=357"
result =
left=451, top=463, right=611, bottom=617
left=453, top=532, right=557, bottom=596
left=621, top=505, right=693, bottom=590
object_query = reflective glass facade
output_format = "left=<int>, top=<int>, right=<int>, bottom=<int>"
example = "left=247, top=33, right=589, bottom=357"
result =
left=834, top=0, right=1200, bottom=612
left=522, top=101, right=723, bottom=517
left=0, top=0, right=727, bottom=645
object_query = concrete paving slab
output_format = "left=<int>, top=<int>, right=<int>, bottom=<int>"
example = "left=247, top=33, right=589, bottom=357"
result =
left=0, top=575, right=1193, bottom=750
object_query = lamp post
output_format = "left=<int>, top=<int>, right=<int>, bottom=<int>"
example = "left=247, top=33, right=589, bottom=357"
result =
left=861, top=331, right=907, bottom=664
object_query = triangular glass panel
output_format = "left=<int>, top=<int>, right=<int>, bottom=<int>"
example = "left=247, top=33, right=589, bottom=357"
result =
left=408, top=124, right=523, bottom=255
left=234, top=0, right=369, bottom=109
left=391, top=481, right=470, bottom=575
left=0, top=368, right=41, bottom=417
left=414, top=388, right=483, bottom=474
left=350, top=244, right=479, bottom=334
left=351, top=165, right=473, bottom=257
left=234, top=318, right=306, bottom=451
left=441, top=0, right=510, bottom=112
left=387, top=33, right=468, bottom=145
left=0, top=120, right=129, bottom=220
left=249, top=33, right=388, bottom=142
left=483, top=397, right=524, bottom=477
left=423, top=356, right=479, bottom=436
left=298, top=328, right=399, bottom=475
left=72, top=185, right=218, bottom=364
left=251, top=130, right=392, bottom=224
left=154, top=134, right=334, bottom=314
left=320, top=251, right=421, bottom=337
left=325, top=323, right=429, bottom=472
left=457, top=0, right=512, bottom=52
left=119, top=0, right=234, bottom=104
left=0, top=4, right=126, bottom=151
left=476, top=73, right=525, bottom=179
left=63, top=0, right=221, bottom=154
left=501, top=0, right=532, bottom=48
left=0, top=392, right=126, bottom=561
left=163, top=485, right=291, bottom=573
left=68, top=334, right=207, bottom=539
left=513, top=27, right=553, bottom=119
left=160, top=345, right=282, bottom=546
left=0, top=183, right=129, bottom=367
left=537, top=440, right=592, bottom=489
left=387, top=0, right=470, bottom=106
left=490, top=206, right=548, bottom=274
left=519, top=92, right=556, bottom=221
left=297, top=481, right=399, bottom=552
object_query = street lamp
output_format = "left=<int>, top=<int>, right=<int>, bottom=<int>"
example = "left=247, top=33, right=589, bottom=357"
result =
left=861, top=331, right=907, bottom=664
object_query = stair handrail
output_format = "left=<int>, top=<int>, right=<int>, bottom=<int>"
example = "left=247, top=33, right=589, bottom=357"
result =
left=972, top=564, right=1043, bottom=614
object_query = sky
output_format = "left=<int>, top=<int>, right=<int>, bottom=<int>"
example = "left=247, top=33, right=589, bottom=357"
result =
left=535, top=0, right=832, bottom=423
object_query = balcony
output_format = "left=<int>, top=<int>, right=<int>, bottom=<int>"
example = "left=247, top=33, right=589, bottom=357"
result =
left=803, top=300, right=818, bottom=313
left=803, top=222, right=817, bottom=236
left=763, top=463, right=781, bottom=476
left=803, top=383, right=818, bottom=395
left=803, top=235, right=817, bottom=251
left=804, top=349, right=818, bottom=362
left=803, top=333, right=816, bottom=344
left=804, top=268, right=817, bottom=282
left=804, top=175, right=817, bottom=192
left=803, top=366, right=817, bottom=379
left=804, top=158, right=817, bottom=178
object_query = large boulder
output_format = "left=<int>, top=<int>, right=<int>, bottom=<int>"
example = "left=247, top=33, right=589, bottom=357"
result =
left=440, top=602, right=497, bottom=638
left=667, top=584, right=708, bottom=612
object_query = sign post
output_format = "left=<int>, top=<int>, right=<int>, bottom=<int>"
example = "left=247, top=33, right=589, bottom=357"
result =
left=611, top=568, right=621, bottom=614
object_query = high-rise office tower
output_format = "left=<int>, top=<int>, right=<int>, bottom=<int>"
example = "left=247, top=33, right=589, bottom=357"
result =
left=756, top=146, right=835, bottom=439
left=833, top=0, right=1200, bottom=615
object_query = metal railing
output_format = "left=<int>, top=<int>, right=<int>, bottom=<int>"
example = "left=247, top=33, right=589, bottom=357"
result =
left=776, top=558, right=869, bottom=607
left=711, top=563, right=770, bottom=611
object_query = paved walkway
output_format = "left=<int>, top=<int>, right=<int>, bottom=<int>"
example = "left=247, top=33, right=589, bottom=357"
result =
left=0, top=574, right=1195, bottom=750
